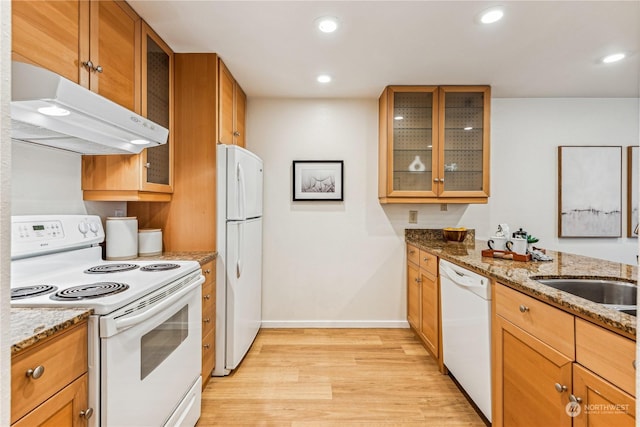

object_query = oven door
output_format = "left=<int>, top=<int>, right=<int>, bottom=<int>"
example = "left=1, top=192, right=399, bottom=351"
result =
left=99, top=273, right=204, bottom=426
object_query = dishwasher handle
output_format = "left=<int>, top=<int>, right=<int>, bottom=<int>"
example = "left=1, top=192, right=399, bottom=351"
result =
left=440, top=263, right=487, bottom=289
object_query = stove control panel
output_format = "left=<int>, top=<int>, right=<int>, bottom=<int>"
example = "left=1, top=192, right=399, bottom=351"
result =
left=11, top=215, right=105, bottom=259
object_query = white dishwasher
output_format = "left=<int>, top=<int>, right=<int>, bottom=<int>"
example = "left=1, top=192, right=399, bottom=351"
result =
left=439, top=259, right=492, bottom=422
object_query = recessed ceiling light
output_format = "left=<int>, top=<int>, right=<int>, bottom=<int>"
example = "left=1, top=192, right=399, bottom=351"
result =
left=38, top=105, right=70, bottom=116
left=315, top=16, right=339, bottom=33
left=479, top=6, right=504, bottom=24
left=602, top=53, right=626, bottom=64
left=317, top=74, right=332, bottom=83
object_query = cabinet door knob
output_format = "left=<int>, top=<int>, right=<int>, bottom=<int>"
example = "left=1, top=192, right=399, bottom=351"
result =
left=204, top=318, right=211, bottom=323
left=204, top=344, right=211, bottom=349
left=204, top=269, right=211, bottom=274
left=94, top=65, right=103, bottom=73
left=554, top=383, right=567, bottom=393
left=204, top=294, right=211, bottom=300
left=519, top=305, right=529, bottom=313
left=569, top=394, right=582, bottom=404
left=433, top=178, right=440, bottom=183
left=80, top=408, right=94, bottom=419
left=82, top=60, right=94, bottom=70
left=26, top=365, right=45, bottom=379
left=144, top=162, right=151, bottom=168
left=423, top=256, right=429, bottom=262
left=409, top=250, right=415, bottom=255
left=233, top=131, right=240, bottom=137
left=440, top=178, right=445, bottom=183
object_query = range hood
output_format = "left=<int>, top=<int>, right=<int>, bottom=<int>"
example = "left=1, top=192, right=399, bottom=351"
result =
left=11, top=62, right=169, bottom=155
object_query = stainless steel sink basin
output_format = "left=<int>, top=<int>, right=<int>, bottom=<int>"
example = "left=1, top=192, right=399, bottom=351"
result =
left=534, top=278, right=637, bottom=311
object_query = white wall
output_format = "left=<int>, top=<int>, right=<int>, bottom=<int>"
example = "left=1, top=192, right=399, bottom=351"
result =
left=248, top=97, right=639, bottom=326
left=11, top=141, right=126, bottom=219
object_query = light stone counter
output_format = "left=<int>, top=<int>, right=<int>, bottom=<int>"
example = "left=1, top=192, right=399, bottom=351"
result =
left=11, top=308, right=92, bottom=354
left=406, top=229, right=637, bottom=338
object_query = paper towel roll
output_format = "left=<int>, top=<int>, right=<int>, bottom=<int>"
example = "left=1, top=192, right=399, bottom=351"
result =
left=106, top=217, right=138, bottom=260
left=138, top=229, right=163, bottom=256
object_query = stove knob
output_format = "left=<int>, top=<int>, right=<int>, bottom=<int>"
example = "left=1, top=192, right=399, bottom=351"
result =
left=78, top=221, right=89, bottom=236
left=89, top=221, right=100, bottom=234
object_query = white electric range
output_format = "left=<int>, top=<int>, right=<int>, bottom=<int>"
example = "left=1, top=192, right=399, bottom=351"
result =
left=11, top=215, right=204, bottom=427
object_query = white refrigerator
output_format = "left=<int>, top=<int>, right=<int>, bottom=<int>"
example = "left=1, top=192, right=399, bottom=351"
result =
left=214, top=144, right=263, bottom=376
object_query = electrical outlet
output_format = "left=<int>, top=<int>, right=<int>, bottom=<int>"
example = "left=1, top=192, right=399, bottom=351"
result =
left=409, top=210, right=418, bottom=224
left=440, top=203, right=448, bottom=211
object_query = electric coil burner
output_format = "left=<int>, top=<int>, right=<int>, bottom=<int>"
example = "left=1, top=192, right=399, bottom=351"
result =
left=50, top=282, right=129, bottom=300
left=84, top=264, right=139, bottom=274
left=140, top=263, right=180, bottom=272
left=11, top=284, right=58, bottom=300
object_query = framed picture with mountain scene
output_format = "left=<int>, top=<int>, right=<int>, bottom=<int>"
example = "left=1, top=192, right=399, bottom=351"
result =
left=628, top=146, right=639, bottom=237
left=292, top=160, right=344, bottom=201
left=558, top=146, right=622, bottom=237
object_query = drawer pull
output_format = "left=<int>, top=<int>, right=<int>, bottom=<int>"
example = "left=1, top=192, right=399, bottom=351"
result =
left=25, top=365, right=45, bottom=380
left=204, top=318, right=211, bottom=323
left=409, top=250, right=416, bottom=255
left=80, top=408, right=94, bottom=419
left=423, top=256, right=429, bottom=262
left=204, top=269, right=211, bottom=274
left=204, top=344, right=211, bottom=349
left=554, top=383, right=567, bottom=393
left=519, top=305, right=529, bottom=313
left=204, top=294, right=211, bottom=300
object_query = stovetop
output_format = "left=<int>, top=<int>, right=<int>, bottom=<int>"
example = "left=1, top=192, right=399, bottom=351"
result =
left=11, top=214, right=201, bottom=315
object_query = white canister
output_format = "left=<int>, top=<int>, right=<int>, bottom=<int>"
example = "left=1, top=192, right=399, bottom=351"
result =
left=138, top=229, right=163, bottom=256
left=106, top=217, right=138, bottom=260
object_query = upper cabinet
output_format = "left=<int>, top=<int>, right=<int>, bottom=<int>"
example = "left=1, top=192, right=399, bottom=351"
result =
left=12, top=0, right=141, bottom=112
left=218, top=59, right=247, bottom=147
left=82, top=21, right=174, bottom=202
left=378, top=85, right=490, bottom=204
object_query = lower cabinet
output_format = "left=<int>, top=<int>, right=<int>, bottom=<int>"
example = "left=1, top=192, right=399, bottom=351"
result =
left=494, top=283, right=636, bottom=427
left=406, top=244, right=441, bottom=368
left=11, top=321, right=90, bottom=427
left=201, top=260, right=216, bottom=389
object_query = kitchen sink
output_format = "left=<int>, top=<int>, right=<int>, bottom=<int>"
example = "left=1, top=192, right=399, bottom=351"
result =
left=533, top=278, right=637, bottom=315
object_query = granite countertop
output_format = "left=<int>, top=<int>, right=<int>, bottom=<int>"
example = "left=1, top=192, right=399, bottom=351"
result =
left=135, top=251, right=217, bottom=266
left=11, top=308, right=92, bottom=354
left=406, top=229, right=637, bottom=338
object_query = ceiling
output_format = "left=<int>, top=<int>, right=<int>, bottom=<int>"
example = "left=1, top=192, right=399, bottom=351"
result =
left=128, top=1, right=640, bottom=99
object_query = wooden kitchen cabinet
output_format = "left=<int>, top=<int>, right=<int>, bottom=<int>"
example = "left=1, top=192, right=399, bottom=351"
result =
left=218, top=59, right=247, bottom=147
left=12, top=0, right=141, bottom=112
left=406, top=244, right=441, bottom=367
left=201, top=260, right=216, bottom=389
left=82, top=21, right=174, bottom=202
left=379, top=85, right=490, bottom=204
left=11, top=321, right=90, bottom=426
left=493, top=283, right=637, bottom=427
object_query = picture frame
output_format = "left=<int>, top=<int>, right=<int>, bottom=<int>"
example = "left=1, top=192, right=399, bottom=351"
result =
left=558, top=146, right=622, bottom=238
left=627, top=146, right=639, bottom=237
left=292, top=160, right=344, bottom=201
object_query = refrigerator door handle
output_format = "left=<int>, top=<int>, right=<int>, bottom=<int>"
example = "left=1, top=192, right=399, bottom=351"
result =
left=237, top=163, right=247, bottom=220
left=236, top=222, right=244, bottom=278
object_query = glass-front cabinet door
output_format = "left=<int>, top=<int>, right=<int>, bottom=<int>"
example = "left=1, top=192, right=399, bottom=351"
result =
left=378, top=85, right=490, bottom=203
left=438, top=86, right=490, bottom=198
left=141, top=23, right=173, bottom=192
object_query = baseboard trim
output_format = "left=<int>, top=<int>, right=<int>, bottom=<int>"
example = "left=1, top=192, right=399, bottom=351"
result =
left=260, top=320, right=410, bottom=328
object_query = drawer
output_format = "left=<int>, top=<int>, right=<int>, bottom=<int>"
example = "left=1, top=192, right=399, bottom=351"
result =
left=11, top=322, right=88, bottom=424
left=495, top=284, right=574, bottom=358
left=407, top=244, right=420, bottom=266
left=202, top=260, right=215, bottom=285
left=576, top=318, right=636, bottom=396
left=202, top=280, right=215, bottom=337
left=202, top=329, right=215, bottom=385
left=419, top=250, right=437, bottom=276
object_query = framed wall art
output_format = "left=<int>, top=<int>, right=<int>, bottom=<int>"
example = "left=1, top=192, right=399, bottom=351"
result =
left=292, top=160, right=344, bottom=201
left=558, top=146, right=622, bottom=237
left=627, top=146, right=639, bottom=237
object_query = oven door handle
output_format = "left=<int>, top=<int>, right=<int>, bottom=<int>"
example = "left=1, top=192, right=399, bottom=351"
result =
left=105, top=275, right=204, bottom=335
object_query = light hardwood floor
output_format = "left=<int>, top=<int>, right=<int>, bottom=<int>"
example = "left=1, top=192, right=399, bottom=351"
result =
left=198, top=328, right=485, bottom=426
